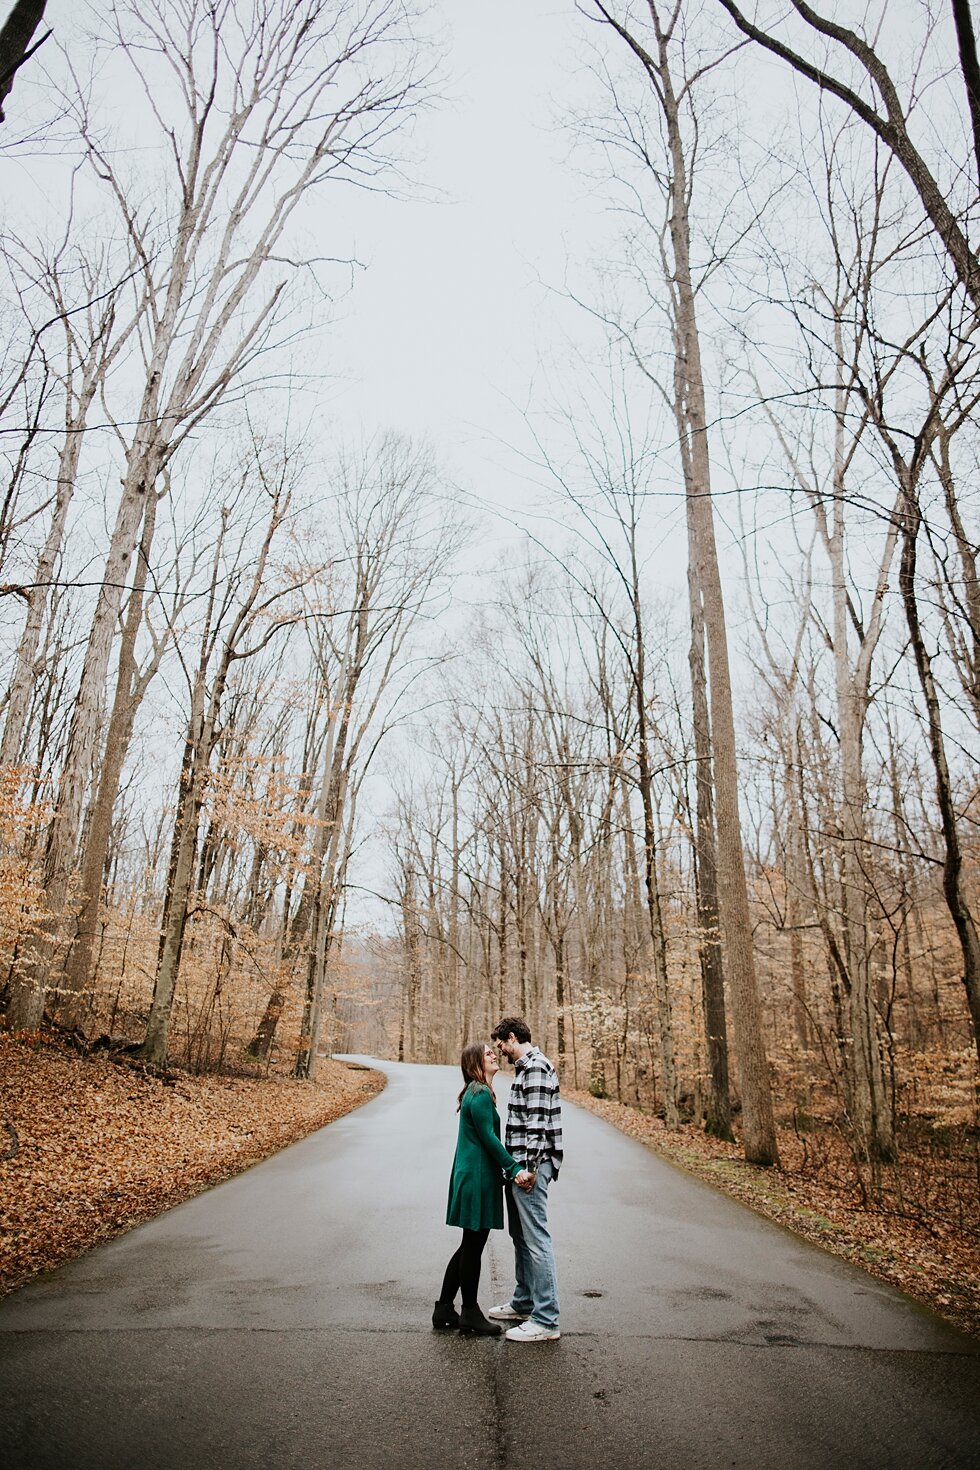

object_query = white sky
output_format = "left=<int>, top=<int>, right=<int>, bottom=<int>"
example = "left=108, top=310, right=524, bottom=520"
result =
left=326, top=1, right=609, bottom=524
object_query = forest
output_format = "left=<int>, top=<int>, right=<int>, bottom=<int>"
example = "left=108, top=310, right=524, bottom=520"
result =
left=1, top=0, right=978, bottom=1255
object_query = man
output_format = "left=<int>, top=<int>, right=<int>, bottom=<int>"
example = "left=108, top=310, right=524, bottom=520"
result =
left=487, top=1016, right=562, bottom=1343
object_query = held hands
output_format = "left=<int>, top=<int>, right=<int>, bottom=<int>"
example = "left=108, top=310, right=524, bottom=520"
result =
left=514, top=1169, right=536, bottom=1192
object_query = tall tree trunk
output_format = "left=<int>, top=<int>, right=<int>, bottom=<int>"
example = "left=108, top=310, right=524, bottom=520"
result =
left=687, top=558, right=734, bottom=1140
left=141, top=490, right=284, bottom=1066
left=633, top=649, right=680, bottom=1128
left=401, top=875, right=423, bottom=1063
left=141, top=729, right=207, bottom=1066
left=294, top=761, right=351, bottom=1079
left=59, top=492, right=160, bottom=1026
left=785, top=740, right=810, bottom=1050
left=933, top=428, right=980, bottom=729
left=0, top=0, right=48, bottom=122
left=289, top=682, right=359, bottom=1076
left=829, top=419, right=895, bottom=1160
left=658, top=38, right=779, bottom=1165
left=594, top=1, right=779, bottom=1162
left=1, top=411, right=84, bottom=767
left=553, top=925, right=567, bottom=1074
left=899, top=481, right=980, bottom=1067
left=7, top=434, right=163, bottom=1029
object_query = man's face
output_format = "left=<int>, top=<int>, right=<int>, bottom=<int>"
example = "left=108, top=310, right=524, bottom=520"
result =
left=495, top=1034, right=521, bottom=1064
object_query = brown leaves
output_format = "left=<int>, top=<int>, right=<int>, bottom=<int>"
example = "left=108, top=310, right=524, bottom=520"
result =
left=0, top=1032, right=383, bottom=1296
left=0, top=765, right=47, bottom=963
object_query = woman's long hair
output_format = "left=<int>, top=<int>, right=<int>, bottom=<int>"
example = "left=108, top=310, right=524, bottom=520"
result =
left=457, top=1041, right=493, bottom=1109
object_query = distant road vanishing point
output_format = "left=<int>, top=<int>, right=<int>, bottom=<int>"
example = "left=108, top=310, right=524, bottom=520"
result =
left=1, top=1058, right=978, bottom=1469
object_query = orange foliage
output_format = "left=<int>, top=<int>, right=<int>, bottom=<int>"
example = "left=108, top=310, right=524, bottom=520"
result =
left=0, top=766, right=48, bottom=979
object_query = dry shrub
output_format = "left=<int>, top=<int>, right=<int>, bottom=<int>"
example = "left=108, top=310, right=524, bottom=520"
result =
left=0, top=766, right=48, bottom=993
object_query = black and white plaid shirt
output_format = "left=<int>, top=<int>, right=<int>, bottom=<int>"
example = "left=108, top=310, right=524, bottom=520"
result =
left=505, top=1046, right=563, bottom=1177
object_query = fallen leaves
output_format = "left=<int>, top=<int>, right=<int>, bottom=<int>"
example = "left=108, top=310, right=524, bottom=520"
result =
left=568, top=1088, right=980, bottom=1343
left=0, top=1031, right=384, bottom=1296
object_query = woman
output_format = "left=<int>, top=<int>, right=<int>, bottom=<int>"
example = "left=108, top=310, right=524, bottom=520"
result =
left=433, top=1041, right=533, bottom=1336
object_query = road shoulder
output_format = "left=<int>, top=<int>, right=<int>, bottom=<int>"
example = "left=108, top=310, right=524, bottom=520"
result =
left=0, top=1031, right=384, bottom=1297
left=567, top=1087, right=980, bottom=1343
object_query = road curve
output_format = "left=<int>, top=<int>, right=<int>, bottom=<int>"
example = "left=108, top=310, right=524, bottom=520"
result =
left=1, top=1057, right=977, bottom=1469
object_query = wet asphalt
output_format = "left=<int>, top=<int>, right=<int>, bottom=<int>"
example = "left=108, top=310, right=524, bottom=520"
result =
left=1, top=1057, right=978, bottom=1469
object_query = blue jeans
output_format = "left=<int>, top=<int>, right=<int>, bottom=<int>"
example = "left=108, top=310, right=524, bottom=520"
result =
left=505, top=1158, right=559, bottom=1330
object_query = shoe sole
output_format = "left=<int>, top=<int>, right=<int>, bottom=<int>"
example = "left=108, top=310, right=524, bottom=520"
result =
left=487, top=1311, right=528, bottom=1321
left=505, top=1331, right=561, bottom=1342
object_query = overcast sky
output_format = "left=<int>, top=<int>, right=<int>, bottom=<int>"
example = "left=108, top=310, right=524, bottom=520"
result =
left=328, top=2, right=609, bottom=523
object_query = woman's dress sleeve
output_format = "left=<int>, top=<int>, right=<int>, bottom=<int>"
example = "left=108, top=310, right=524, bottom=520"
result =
left=469, top=1087, right=521, bottom=1178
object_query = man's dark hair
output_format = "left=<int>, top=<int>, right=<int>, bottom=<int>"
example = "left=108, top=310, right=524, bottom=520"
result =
left=491, top=1016, right=532, bottom=1045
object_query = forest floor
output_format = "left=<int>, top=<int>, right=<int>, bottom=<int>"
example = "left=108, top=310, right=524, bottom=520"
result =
left=0, top=1029, right=384, bottom=1297
left=568, top=1089, right=980, bottom=1342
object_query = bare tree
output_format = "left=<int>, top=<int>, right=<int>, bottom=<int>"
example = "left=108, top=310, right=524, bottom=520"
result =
left=520, top=399, right=683, bottom=1125
left=588, top=0, right=779, bottom=1163
left=141, top=442, right=297, bottom=1065
left=744, top=122, right=906, bottom=1161
left=883, top=390, right=980, bottom=1071
left=0, top=227, right=143, bottom=770
left=6, top=0, right=430, bottom=1028
left=291, top=435, right=462, bottom=1079
left=714, top=1, right=980, bottom=309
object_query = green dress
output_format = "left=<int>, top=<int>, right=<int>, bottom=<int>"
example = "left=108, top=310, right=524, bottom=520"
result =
left=446, top=1082, right=522, bottom=1231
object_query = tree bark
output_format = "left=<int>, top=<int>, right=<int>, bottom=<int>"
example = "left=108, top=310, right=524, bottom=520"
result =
left=656, top=14, right=779, bottom=1165
left=141, top=489, right=286, bottom=1066
left=687, top=557, right=734, bottom=1140
left=898, top=481, right=980, bottom=1068
left=592, top=0, right=779, bottom=1162
left=58, top=492, right=161, bottom=1026
left=829, top=403, right=895, bottom=1161
left=141, top=717, right=207, bottom=1066
left=714, top=0, right=980, bottom=311
left=0, top=0, right=48, bottom=123
left=632, top=604, right=680, bottom=1127
left=952, top=0, right=980, bottom=190
left=1, top=408, right=84, bottom=767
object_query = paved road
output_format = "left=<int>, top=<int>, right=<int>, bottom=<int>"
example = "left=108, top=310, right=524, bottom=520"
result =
left=1, top=1058, right=978, bottom=1469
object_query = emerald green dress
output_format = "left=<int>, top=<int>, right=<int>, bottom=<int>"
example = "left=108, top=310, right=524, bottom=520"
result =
left=446, top=1082, right=522, bottom=1231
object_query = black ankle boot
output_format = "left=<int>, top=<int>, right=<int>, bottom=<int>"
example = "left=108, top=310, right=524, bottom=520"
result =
left=458, top=1305, right=502, bottom=1337
left=432, top=1300, right=460, bottom=1330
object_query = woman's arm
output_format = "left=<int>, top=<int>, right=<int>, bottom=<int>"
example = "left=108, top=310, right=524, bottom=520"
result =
left=468, top=1087, right=522, bottom=1178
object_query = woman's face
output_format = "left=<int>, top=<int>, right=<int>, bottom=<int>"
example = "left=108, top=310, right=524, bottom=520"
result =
left=483, top=1044, right=499, bottom=1080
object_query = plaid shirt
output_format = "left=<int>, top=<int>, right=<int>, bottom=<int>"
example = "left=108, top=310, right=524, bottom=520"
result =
left=505, top=1046, right=563, bottom=1177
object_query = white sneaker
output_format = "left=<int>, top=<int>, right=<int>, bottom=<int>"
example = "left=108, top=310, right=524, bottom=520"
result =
left=487, top=1302, right=528, bottom=1321
left=505, top=1318, right=560, bottom=1342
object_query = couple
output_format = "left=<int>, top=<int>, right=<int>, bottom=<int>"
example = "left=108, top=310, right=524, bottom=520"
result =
left=433, top=1016, right=562, bottom=1343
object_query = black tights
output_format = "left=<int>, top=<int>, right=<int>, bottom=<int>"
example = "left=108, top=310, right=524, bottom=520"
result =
left=438, top=1228, right=490, bottom=1309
